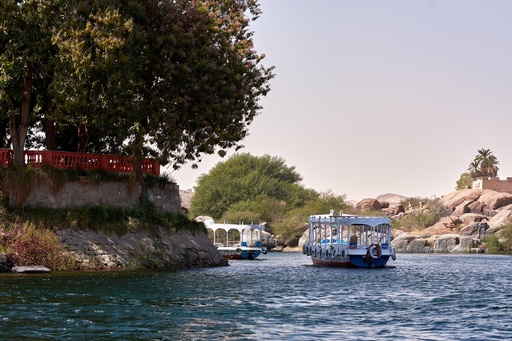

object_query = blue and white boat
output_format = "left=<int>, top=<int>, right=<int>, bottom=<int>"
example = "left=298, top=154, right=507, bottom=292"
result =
left=303, top=210, right=396, bottom=268
left=204, top=220, right=268, bottom=260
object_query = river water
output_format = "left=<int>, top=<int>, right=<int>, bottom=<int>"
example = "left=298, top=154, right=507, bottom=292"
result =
left=1, top=252, right=511, bottom=340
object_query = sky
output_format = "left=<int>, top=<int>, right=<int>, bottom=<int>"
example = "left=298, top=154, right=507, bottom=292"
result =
left=170, top=0, right=512, bottom=202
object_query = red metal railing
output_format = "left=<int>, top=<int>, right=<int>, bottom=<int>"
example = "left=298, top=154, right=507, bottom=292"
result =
left=0, top=149, right=160, bottom=176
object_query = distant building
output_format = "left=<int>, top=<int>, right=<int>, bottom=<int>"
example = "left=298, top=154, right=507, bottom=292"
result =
left=472, top=177, right=512, bottom=194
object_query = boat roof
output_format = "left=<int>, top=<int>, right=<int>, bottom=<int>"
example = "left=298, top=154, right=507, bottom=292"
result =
left=308, top=213, right=390, bottom=227
left=203, top=219, right=265, bottom=232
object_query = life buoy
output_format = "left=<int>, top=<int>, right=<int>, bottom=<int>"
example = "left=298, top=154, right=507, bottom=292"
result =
left=369, top=244, right=381, bottom=259
left=302, top=243, right=307, bottom=254
left=331, top=248, right=337, bottom=259
left=261, top=247, right=268, bottom=255
left=341, top=249, right=347, bottom=258
left=391, top=248, right=396, bottom=261
left=236, top=248, right=242, bottom=255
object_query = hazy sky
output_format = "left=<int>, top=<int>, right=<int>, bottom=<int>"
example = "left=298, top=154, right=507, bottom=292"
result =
left=171, top=0, right=512, bottom=201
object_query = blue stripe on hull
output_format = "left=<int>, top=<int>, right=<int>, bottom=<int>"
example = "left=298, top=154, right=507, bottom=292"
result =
left=311, top=255, right=390, bottom=268
left=349, top=255, right=390, bottom=268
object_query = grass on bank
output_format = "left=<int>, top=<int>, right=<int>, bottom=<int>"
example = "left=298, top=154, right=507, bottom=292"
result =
left=0, top=166, right=203, bottom=271
left=1, top=204, right=205, bottom=271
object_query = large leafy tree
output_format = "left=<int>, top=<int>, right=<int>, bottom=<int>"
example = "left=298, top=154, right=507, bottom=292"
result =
left=1, top=0, right=274, bottom=177
left=468, top=148, right=499, bottom=179
left=189, top=153, right=318, bottom=221
left=52, top=0, right=274, bottom=180
left=0, top=0, right=60, bottom=164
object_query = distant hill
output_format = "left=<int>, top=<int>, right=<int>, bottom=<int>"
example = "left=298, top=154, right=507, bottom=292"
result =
left=375, top=193, right=406, bottom=205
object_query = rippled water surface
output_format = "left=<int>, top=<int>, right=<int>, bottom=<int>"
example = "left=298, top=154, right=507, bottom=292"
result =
left=1, top=253, right=512, bottom=340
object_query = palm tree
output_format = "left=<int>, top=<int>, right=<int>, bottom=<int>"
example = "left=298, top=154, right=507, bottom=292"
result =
left=472, top=148, right=499, bottom=178
left=467, top=160, right=481, bottom=179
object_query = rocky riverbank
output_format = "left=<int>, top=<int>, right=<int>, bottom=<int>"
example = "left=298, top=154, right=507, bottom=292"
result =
left=1, top=227, right=228, bottom=272
left=297, top=189, right=512, bottom=254
left=390, top=189, right=512, bottom=253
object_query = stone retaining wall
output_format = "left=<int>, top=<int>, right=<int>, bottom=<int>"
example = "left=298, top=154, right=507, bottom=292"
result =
left=56, top=228, right=228, bottom=269
left=17, top=180, right=181, bottom=213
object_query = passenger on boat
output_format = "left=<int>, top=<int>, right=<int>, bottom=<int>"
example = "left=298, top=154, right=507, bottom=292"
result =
left=349, top=234, right=358, bottom=250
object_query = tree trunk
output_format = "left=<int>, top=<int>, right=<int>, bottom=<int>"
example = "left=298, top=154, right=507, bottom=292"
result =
left=77, top=122, right=90, bottom=152
left=8, top=64, right=32, bottom=166
left=42, top=94, right=58, bottom=150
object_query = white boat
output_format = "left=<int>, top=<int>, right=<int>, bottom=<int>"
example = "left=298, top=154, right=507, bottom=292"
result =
left=303, top=210, right=397, bottom=268
left=204, top=220, right=268, bottom=260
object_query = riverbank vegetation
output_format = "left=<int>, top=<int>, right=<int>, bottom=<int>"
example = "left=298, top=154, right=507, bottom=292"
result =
left=484, top=220, right=512, bottom=254
left=392, top=198, right=450, bottom=232
left=0, top=202, right=205, bottom=271
left=0, top=165, right=205, bottom=271
left=190, top=153, right=353, bottom=245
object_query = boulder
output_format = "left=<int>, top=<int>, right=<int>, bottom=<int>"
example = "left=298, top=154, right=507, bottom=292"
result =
left=440, top=189, right=483, bottom=211
left=478, top=191, right=512, bottom=210
left=384, top=204, right=405, bottom=216
left=433, top=234, right=475, bottom=253
left=452, top=200, right=472, bottom=216
left=458, top=213, right=487, bottom=225
left=12, top=265, right=51, bottom=273
left=407, top=238, right=431, bottom=253
left=467, top=201, right=487, bottom=215
left=391, top=233, right=417, bottom=252
left=459, top=221, right=489, bottom=239
left=422, top=216, right=460, bottom=236
left=356, top=198, right=382, bottom=210
left=488, top=207, right=512, bottom=230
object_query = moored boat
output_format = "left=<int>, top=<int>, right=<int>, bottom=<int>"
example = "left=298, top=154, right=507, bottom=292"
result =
left=303, top=210, right=397, bottom=268
left=204, top=220, right=268, bottom=260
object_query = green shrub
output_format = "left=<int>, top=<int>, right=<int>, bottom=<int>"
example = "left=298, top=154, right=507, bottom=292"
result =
left=484, top=220, right=512, bottom=254
left=483, top=235, right=507, bottom=254
left=2, top=221, right=76, bottom=271
left=393, top=199, right=449, bottom=231
left=13, top=204, right=203, bottom=235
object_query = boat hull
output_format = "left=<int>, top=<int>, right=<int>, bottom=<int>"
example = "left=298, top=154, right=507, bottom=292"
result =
left=217, top=247, right=266, bottom=260
left=311, top=254, right=390, bottom=268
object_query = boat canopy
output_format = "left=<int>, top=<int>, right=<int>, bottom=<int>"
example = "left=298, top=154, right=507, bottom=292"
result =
left=203, top=220, right=265, bottom=233
left=204, top=220, right=265, bottom=248
left=307, top=213, right=391, bottom=247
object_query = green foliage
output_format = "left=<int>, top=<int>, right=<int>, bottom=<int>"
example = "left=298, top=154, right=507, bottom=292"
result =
left=456, top=172, right=473, bottom=190
left=2, top=0, right=274, bottom=175
left=393, top=199, right=449, bottom=231
left=271, top=191, right=350, bottom=244
left=15, top=204, right=204, bottom=235
left=484, top=220, right=512, bottom=254
left=483, top=235, right=507, bottom=254
left=190, top=154, right=353, bottom=246
left=399, top=196, right=433, bottom=209
left=189, top=153, right=315, bottom=220
left=1, top=221, right=76, bottom=271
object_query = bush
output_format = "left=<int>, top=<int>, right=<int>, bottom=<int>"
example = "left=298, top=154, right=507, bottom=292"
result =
left=393, top=199, right=449, bottom=231
left=484, top=219, right=512, bottom=254
left=483, top=235, right=507, bottom=254
left=2, top=221, right=76, bottom=271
